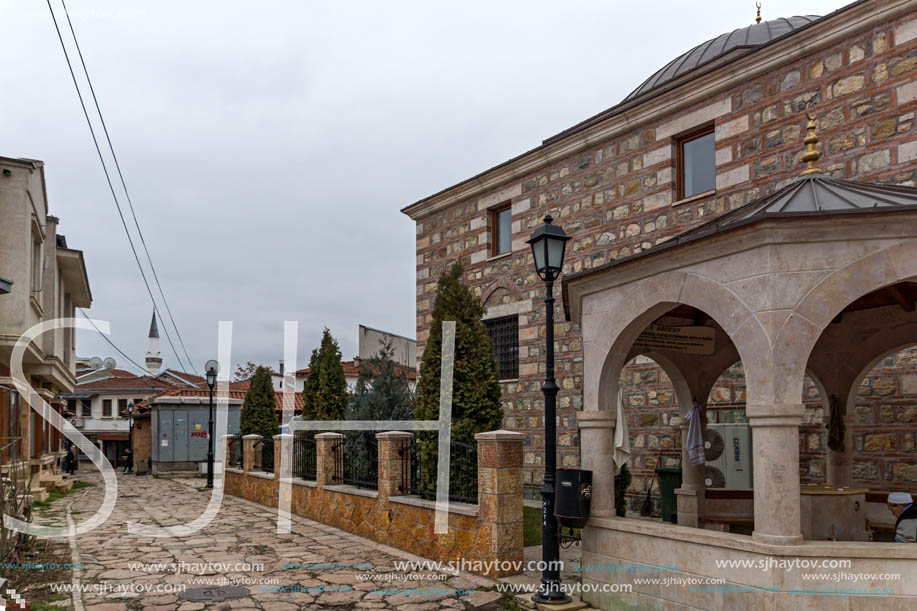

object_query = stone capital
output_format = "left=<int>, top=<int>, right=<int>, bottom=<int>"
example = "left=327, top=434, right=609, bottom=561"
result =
left=577, top=410, right=616, bottom=428
left=474, top=429, right=525, bottom=442
left=315, top=432, right=345, bottom=440
left=376, top=431, right=414, bottom=440
left=745, top=402, right=805, bottom=420
left=748, top=414, right=803, bottom=428
left=242, top=434, right=263, bottom=440
left=273, top=433, right=292, bottom=441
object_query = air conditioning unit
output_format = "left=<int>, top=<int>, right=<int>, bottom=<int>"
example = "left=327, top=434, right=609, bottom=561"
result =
left=71, top=418, right=83, bottom=428
left=703, top=423, right=752, bottom=489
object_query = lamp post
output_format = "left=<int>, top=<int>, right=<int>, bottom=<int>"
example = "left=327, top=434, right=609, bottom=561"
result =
left=526, top=215, right=571, bottom=605
left=205, top=360, right=219, bottom=489
left=127, top=400, right=134, bottom=473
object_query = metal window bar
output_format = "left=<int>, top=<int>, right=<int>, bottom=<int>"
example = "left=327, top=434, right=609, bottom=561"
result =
left=292, top=432, right=316, bottom=481
left=0, top=438, right=28, bottom=564
left=485, top=315, right=519, bottom=380
left=332, top=435, right=378, bottom=490
left=399, top=437, right=478, bottom=504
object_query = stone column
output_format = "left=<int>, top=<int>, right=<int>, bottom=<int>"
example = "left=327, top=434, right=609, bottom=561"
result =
left=221, top=435, right=235, bottom=469
left=750, top=412, right=803, bottom=544
left=826, top=396, right=854, bottom=488
left=672, top=415, right=705, bottom=528
left=576, top=410, right=616, bottom=518
left=274, top=433, right=292, bottom=482
left=316, top=432, right=343, bottom=488
left=242, top=434, right=262, bottom=473
left=376, top=431, right=413, bottom=500
left=476, top=430, right=525, bottom=576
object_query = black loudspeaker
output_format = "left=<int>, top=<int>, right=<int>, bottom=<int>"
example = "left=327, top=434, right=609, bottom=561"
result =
left=555, top=468, right=593, bottom=529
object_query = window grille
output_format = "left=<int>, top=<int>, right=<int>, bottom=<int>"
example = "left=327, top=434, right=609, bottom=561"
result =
left=485, top=315, right=519, bottom=380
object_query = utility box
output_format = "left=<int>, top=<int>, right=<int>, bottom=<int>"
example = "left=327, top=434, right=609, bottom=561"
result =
left=149, top=395, right=242, bottom=473
left=555, top=468, right=592, bottom=528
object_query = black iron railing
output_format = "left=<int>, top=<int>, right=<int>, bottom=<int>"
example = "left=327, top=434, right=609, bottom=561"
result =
left=332, top=435, right=378, bottom=490
left=292, top=432, right=316, bottom=481
left=399, top=437, right=478, bottom=504
left=259, top=437, right=274, bottom=473
left=226, top=433, right=242, bottom=468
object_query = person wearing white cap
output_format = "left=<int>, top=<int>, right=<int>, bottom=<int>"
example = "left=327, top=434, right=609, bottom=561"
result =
left=887, top=492, right=916, bottom=542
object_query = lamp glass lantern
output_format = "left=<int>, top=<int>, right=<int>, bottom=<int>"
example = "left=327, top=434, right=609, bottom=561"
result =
left=205, top=360, right=219, bottom=389
left=127, top=400, right=134, bottom=415
left=526, top=215, right=570, bottom=282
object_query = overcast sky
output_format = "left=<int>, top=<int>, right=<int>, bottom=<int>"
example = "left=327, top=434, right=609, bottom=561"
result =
left=1, top=0, right=852, bottom=376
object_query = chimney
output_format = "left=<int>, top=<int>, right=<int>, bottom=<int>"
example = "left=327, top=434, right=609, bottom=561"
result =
left=279, top=360, right=285, bottom=377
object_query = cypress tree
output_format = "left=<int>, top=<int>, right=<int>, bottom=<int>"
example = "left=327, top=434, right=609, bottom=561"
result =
left=240, top=366, right=278, bottom=469
left=301, top=328, right=349, bottom=421
left=415, top=262, right=503, bottom=495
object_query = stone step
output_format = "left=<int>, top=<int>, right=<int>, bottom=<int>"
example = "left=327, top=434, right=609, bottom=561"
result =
left=55, top=478, right=73, bottom=493
left=29, top=486, right=48, bottom=503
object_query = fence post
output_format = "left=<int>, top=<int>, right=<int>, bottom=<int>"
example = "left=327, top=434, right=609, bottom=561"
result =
left=242, top=434, right=262, bottom=473
left=315, top=432, right=344, bottom=488
left=221, top=435, right=234, bottom=470
left=376, top=431, right=413, bottom=500
left=475, top=430, right=525, bottom=575
left=274, top=433, right=292, bottom=482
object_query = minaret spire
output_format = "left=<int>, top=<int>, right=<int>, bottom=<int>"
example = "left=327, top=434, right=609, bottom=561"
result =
left=146, top=310, right=162, bottom=374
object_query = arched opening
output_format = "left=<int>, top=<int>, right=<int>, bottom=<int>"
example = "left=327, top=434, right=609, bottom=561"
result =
left=804, top=280, right=917, bottom=541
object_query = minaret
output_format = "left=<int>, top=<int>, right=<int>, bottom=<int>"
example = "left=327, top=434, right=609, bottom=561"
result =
left=146, top=311, right=162, bottom=375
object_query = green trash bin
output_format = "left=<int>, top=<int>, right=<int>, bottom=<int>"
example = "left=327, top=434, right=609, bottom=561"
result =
left=655, top=467, right=682, bottom=523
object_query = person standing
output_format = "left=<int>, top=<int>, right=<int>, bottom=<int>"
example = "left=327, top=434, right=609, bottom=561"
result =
left=122, top=447, right=133, bottom=473
left=65, top=444, right=77, bottom=476
left=887, top=492, right=917, bottom=542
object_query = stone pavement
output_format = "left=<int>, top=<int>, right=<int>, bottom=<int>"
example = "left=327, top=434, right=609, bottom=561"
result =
left=33, top=472, right=509, bottom=610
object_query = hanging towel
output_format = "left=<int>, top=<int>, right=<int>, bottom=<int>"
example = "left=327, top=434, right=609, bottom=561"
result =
left=827, top=394, right=845, bottom=452
left=614, top=388, right=631, bottom=468
left=686, top=402, right=705, bottom=465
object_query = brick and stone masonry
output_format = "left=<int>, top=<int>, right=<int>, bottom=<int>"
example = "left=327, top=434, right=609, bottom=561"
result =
left=406, top=7, right=917, bottom=500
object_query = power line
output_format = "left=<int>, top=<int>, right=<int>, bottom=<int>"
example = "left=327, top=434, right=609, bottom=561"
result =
left=78, top=309, right=149, bottom=375
left=60, top=0, right=198, bottom=375
left=45, top=0, right=191, bottom=373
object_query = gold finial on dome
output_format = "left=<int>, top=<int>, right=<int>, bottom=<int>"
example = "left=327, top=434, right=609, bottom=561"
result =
left=756, top=2, right=762, bottom=23
left=800, top=102, right=823, bottom=176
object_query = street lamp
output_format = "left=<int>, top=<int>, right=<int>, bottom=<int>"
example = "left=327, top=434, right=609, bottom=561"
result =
left=127, top=400, right=134, bottom=474
left=526, top=214, right=571, bottom=605
left=205, top=360, right=219, bottom=489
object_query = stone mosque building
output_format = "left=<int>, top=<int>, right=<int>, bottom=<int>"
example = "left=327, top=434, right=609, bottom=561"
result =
left=403, top=0, right=916, bottom=606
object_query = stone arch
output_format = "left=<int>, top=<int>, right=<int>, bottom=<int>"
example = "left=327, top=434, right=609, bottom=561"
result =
left=481, top=278, right=524, bottom=308
left=845, top=343, right=917, bottom=418
left=588, top=271, right=767, bottom=417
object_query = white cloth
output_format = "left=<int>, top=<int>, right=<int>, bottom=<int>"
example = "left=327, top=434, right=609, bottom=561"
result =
left=686, top=404, right=705, bottom=466
left=889, top=492, right=913, bottom=504
left=614, top=389, right=630, bottom=468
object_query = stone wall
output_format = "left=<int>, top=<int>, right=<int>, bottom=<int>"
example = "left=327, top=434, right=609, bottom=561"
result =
left=223, top=430, right=525, bottom=577
left=409, top=7, right=917, bottom=497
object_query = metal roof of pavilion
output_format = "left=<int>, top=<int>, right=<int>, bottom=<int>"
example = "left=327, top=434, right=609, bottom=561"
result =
left=623, top=15, right=821, bottom=103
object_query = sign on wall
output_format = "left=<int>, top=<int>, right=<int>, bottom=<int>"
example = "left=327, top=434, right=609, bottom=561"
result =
left=633, top=324, right=715, bottom=355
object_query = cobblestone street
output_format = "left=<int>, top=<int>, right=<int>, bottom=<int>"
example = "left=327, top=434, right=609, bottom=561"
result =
left=35, top=472, right=507, bottom=610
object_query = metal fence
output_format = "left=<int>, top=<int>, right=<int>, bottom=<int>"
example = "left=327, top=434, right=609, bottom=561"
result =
left=332, top=435, right=378, bottom=490
left=226, top=433, right=242, bottom=468
left=258, top=437, right=274, bottom=473
left=399, top=437, right=478, bottom=504
left=0, top=438, right=29, bottom=564
left=292, top=433, right=316, bottom=481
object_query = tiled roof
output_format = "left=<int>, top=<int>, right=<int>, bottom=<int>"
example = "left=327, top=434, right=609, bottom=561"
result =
left=294, top=359, right=417, bottom=380
left=133, top=386, right=303, bottom=416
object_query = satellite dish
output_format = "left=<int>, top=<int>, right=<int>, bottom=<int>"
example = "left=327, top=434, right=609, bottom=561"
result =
left=103, top=357, right=117, bottom=370
left=90, top=357, right=103, bottom=370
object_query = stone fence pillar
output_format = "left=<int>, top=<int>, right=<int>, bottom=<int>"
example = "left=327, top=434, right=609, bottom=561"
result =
left=242, top=434, right=262, bottom=473
left=377, top=431, right=413, bottom=500
left=274, top=433, right=292, bottom=481
left=476, top=430, right=525, bottom=573
left=316, top=432, right=344, bottom=488
left=221, top=435, right=235, bottom=469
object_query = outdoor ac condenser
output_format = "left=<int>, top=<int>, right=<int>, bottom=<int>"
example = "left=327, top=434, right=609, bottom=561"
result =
left=703, top=423, right=753, bottom=489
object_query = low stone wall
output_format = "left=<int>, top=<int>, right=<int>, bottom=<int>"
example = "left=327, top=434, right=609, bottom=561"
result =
left=223, top=430, right=524, bottom=577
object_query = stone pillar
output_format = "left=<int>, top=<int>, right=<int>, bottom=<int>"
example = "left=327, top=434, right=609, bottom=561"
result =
left=376, top=431, right=413, bottom=500
left=750, top=412, right=803, bottom=545
left=826, top=396, right=854, bottom=488
left=576, top=410, right=616, bottom=518
left=221, top=435, right=234, bottom=469
left=316, top=432, right=343, bottom=488
left=274, top=433, right=292, bottom=482
left=476, top=430, right=524, bottom=576
left=242, top=434, right=262, bottom=473
left=672, top=415, right=705, bottom=528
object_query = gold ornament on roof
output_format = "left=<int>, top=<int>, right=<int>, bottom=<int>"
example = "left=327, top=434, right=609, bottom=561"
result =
left=756, top=3, right=762, bottom=23
left=800, top=102, right=823, bottom=176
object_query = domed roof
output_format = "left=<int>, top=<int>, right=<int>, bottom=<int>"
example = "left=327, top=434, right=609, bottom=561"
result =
left=623, top=15, right=821, bottom=103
